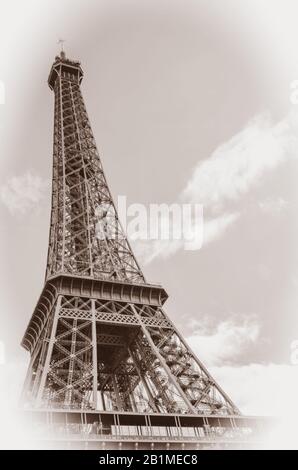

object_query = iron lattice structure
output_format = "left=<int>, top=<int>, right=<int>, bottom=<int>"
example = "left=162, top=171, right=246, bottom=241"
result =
left=21, top=52, right=263, bottom=449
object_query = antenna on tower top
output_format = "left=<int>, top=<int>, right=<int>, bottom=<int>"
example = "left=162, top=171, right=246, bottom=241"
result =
left=58, top=39, right=66, bottom=59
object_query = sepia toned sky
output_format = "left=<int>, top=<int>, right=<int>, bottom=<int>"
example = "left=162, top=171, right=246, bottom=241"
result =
left=0, top=0, right=298, bottom=439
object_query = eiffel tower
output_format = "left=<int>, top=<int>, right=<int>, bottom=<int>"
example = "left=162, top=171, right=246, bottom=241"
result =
left=21, top=50, right=262, bottom=449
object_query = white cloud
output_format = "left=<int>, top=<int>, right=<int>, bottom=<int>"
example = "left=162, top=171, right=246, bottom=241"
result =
left=133, top=109, right=298, bottom=264
left=133, top=212, right=239, bottom=264
left=258, top=196, right=288, bottom=215
left=184, top=110, right=298, bottom=208
left=187, top=316, right=260, bottom=367
left=134, top=239, right=182, bottom=265
left=210, top=363, right=298, bottom=419
left=0, top=171, right=49, bottom=215
left=203, top=212, right=239, bottom=246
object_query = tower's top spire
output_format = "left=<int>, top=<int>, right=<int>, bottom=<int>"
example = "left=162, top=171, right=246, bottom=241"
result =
left=58, top=38, right=66, bottom=60
left=48, top=45, right=83, bottom=90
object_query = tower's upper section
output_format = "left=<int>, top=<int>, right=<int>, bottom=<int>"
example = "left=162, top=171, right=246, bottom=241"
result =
left=48, top=51, right=84, bottom=90
left=45, top=52, right=145, bottom=284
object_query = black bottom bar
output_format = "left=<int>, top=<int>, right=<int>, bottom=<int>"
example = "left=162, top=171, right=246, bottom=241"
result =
left=0, top=450, right=291, bottom=467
